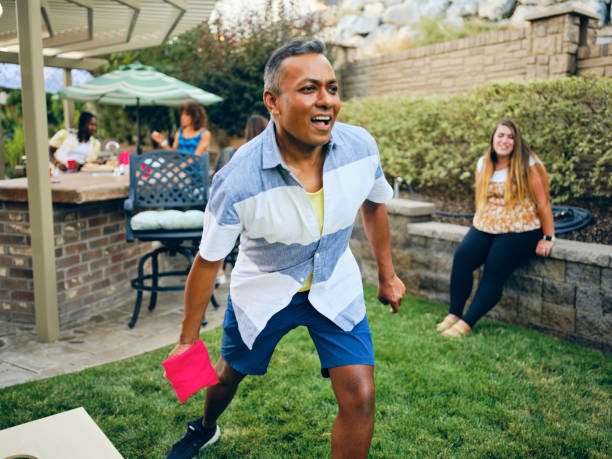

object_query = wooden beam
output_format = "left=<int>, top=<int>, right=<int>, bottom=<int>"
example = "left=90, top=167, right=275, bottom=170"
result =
left=111, top=1, right=141, bottom=43
left=0, top=51, right=107, bottom=71
left=16, top=0, right=59, bottom=342
left=164, top=0, right=188, bottom=8
left=43, top=28, right=90, bottom=49
left=65, top=1, right=94, bottom=40
left=40, top=4, right=54, bottom=38
left=65, top=0, right=95, bottom=7
left=162, top=0, right=186, bottom=44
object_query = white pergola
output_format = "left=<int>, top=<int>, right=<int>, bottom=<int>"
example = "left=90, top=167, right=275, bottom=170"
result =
left=0, top=0, right=217, bottom=341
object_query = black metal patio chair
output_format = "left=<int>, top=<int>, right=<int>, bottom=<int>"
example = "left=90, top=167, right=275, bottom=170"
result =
left=124, top=150, right=220, bottom=328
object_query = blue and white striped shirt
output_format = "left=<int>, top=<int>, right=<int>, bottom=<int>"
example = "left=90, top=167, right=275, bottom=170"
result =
left=199, top=120, right=393, bottom=349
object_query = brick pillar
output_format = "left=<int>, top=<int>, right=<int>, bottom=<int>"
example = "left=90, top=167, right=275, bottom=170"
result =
left=526, top=6, right=600, bottom=78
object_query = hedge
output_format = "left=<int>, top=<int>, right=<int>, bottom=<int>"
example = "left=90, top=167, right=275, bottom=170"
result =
left=338, top=73, right=611, bottom=204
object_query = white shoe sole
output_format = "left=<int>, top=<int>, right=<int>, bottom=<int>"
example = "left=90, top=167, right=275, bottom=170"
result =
left=201, top=425, right=220, bottom=450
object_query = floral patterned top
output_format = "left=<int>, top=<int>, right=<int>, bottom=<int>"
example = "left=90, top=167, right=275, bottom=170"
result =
left=472, top=155, right=542, bottom=234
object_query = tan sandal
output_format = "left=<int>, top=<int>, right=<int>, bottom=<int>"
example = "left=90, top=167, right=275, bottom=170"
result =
left=435, top=314, right=459, bottom=332
left=441, top=320, right=471, bottom=338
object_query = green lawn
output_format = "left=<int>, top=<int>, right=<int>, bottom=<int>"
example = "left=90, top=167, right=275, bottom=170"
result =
left=1, top=285, right=610, bottom=458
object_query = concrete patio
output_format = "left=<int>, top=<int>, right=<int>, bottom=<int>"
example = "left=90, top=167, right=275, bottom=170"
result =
left=0, top=283, right=228, bottom=389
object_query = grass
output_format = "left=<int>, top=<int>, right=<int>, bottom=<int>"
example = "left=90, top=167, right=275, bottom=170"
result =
left=1, top=285, right=610, bottom=458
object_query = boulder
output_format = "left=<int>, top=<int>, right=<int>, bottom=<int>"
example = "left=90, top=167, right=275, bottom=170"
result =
left=520, top=0, right=557, bottom=5
left=357, top=23, right=401, bottom=57
left=447, top=0, right=480, bottom=17
left=478, top=0, right=518, bottom=20
left=339, top=0, right=367, bottom=15
left=354, top=15, right=382, bottom=34
left=335, top=34, right=366, bottom=47
left=510, top=4, right=539, bottom=24
left=382, top=1, right=418, bottom=25
left=419, top=0, right=452, bottom=18
left=363, top=2, right=386, bottom=17
left=335, top=14, right=380, bottom=38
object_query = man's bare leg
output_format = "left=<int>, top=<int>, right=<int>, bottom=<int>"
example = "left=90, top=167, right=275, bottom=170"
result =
left=201, top=357, right=245, bottom=429
left=329, top=364, right=375, bottom=459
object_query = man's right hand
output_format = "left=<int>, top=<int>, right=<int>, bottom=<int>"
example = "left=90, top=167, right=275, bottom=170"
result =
left=168, top=342, right=195, bottom=360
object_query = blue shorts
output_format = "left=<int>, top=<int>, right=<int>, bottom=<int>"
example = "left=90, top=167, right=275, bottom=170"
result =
left=221, top=291, right=374, bottom=378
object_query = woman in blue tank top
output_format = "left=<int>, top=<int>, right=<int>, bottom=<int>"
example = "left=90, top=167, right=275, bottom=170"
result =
left=151, top=101, right=211, bottom=155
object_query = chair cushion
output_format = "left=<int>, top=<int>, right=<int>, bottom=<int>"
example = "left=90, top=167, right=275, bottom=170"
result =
left=130, top=209, right=204, bottom=231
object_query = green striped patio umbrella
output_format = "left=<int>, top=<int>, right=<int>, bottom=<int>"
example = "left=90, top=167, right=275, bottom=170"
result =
left=58, top=63, right=222, bottom=153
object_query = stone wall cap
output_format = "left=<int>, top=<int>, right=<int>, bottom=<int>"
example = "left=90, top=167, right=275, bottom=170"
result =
left=526, top=6, right=601, bottom=22
left=406, top=222, right=612, bottom=267
left=407, top=221, right=468, bottom=242
left=387, top=198, right=435, bottom=217
left=549, top=239, right=612, bottom=267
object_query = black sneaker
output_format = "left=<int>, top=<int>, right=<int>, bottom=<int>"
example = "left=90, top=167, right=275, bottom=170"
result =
left=167, top=417, right=220, bottom=459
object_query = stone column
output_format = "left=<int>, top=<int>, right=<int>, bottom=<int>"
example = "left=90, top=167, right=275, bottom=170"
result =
left=526, top=6, right=600, bottom=79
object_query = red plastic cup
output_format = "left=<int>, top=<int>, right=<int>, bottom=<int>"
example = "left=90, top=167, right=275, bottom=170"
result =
left=67, top=159, right=76, bottom=171
left=49, top=167, right=52, bottom=177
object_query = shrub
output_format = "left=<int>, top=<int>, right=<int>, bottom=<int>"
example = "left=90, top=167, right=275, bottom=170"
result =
left=1, top=99, right=25, bottom=177
left=339, top=73, right=612, bottom=204
left=3, top=124, right=25, bottom=178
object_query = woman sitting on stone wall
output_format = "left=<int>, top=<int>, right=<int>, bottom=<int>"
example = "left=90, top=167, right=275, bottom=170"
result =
left=436, top=119, right=555, bottom=337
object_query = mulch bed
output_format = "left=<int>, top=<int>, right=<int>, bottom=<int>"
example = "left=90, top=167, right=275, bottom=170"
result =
left=404, top=192, right=611, bottom=246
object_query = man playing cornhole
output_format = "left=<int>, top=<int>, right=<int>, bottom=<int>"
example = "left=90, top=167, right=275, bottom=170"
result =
left=166, top=38, right=406, bottom=459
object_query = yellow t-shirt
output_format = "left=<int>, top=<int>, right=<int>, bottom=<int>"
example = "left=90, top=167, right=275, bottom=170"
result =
left=298, top=187, right=324, bottom=292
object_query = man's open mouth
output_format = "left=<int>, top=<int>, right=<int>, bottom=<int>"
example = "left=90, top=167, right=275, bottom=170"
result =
left=311, top=115, right=332, bottom=127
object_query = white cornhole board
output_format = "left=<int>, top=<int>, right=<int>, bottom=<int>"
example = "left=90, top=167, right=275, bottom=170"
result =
left=0, top=407, right=123, bottom=459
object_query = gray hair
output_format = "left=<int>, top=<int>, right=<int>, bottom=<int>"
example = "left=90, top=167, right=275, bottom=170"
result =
left=263, top=39, right=327, bottom=95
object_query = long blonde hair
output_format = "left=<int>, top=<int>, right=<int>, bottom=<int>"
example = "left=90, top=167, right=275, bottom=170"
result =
left=475, top=119, right=536, bottom=212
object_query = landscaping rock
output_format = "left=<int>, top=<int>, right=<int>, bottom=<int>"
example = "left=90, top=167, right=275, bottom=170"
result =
left=382, top=2, right=418, bottom=25
left=447, top=0, right=480, bottom=17
left=478, top=0, right=518, bottom=20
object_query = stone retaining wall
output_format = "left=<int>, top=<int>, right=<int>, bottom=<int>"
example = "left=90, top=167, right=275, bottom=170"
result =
left=0, top=199, right=154, bottom=326
left=339, top=7, right=610, bottom=99
left=350, top=199, right=612, bottom=353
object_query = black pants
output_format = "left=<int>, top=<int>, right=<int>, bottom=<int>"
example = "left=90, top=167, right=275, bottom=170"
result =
left=449, top=226, right=542, bottom=327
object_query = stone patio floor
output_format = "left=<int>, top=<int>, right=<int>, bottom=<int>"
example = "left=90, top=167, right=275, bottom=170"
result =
left=0, top=283, right=228, bottom=389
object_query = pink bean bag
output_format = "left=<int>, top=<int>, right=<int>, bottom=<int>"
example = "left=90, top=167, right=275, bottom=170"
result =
left=162, top=340, right=219, bottom=403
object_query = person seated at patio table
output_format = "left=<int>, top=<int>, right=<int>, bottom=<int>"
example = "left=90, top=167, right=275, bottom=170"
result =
left=436, top=119, right=555, bottom=338
left=151, top=101, right=211, bottom=155
left=49, top=111, right=101, bottom=171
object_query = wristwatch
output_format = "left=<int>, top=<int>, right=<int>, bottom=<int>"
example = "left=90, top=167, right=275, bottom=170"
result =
left=543, top=235, right=556, bottom=242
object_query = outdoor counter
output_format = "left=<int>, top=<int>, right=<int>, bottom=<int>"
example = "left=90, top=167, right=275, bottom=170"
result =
left=0, top=173, right=155, bottom=327
left=0, top=174, right=130, bottom=204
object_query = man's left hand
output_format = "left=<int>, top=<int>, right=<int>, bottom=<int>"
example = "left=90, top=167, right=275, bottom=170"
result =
left=378, top=274, right=406, bottom=314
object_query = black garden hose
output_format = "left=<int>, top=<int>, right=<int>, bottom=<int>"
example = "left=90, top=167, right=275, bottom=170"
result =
left=391, top=176, right=595, bottom=235
left=550, top=206, right=594, bottom=234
